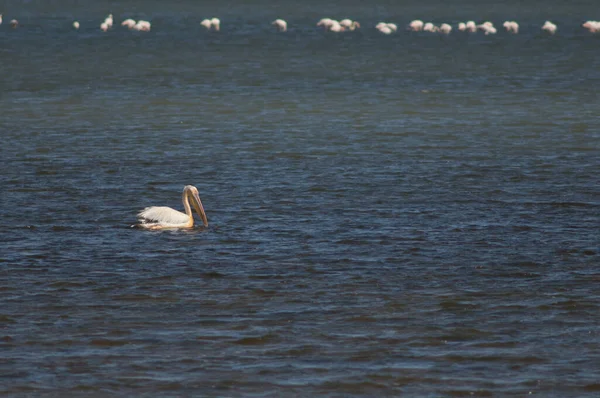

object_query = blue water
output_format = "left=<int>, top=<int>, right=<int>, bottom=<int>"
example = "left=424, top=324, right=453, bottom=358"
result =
left=1, top=1, right=599, bottom=396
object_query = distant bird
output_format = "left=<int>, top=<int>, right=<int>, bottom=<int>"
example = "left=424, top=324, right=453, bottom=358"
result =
left=339, top=19, right=360, bottom=30
left=317, top=18, right=334, bottom=29
left=408, top=19, right=423, bottom=31
left=478, top=21, right=497, bottom=35
left=439, top=23, right=452, bottom=34
left=542, top=20, right=557, bottom=34
left=211, top=18, right=220, bottom=31
left=100, top=22, right=108, bottom=32
left=385, top=23, right=396, bottom=32
left=503, top=21, right=519, bottom=34
left=465, top=21, right=477, bottom=32
left=201, top=18, right=220, bottom=31
left=10, top=19, right=18, bottom=28
left=0, top=14, right=3, bottom=25
left=272, top=18, right=287, bottom=32
left=583, top=20, right=600, bottom=33
left=121, top=19, right=136, bottom=29
left=134, top=20, right=151, bottom=31
left=104, top=13, right=113, bottom=28
left=423, top=22, right=438, bottom=32
left=73, top=21, right=80, bottom=30
left=376, top=22, right=392, bottom=35
left=137, top=185, right=208, bottom=230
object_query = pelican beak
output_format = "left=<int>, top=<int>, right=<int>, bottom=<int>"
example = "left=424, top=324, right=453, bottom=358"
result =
left=191, top=190, right=209, bottom=227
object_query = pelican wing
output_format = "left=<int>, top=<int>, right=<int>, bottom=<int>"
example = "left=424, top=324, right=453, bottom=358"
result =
left=138, top=206, right=189, bottom=224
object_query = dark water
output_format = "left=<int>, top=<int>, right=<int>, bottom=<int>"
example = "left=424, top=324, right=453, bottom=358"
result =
left=2, top=1, right=600, bottom=396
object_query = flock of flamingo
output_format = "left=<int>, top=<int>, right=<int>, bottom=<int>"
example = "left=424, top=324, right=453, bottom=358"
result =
left=2, top=13, right=600, bottom=35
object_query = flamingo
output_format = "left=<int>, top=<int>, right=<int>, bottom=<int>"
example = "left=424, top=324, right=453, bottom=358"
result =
left=465, top=21, right=477, bottom=32
left=542, top=20, right=557, bottom=34
left=583, top=20, right=600, bottom=33
left=408, top=19, right=423, bottom=31
left=0, top=14, right=3, bottom=25
left=134, top=20, right=151, bottom=31
left=503, top=21, right=519, bottom=34
left=211, top=18, right=220, bottom=31
left=458, top=22, right=466, bottom=31
left=439, top=23, right=452, bottom=34
left=100, top=22, right=108, bottom=32
left=272, top=19, right=287, bottom=32
left=122, top=19, right=136, bottom=29
left=104, top=13, right=113, bottom=28
left=137, top=185, right=208, bottom=230
left=73, top=21, right=80, bottom=30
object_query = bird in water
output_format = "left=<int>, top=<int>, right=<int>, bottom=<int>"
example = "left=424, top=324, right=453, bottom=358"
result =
left=137, top=185, right=208, bottom=230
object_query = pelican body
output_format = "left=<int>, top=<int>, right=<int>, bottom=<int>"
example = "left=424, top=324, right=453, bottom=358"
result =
left=138, top=185, right=208, bottom=230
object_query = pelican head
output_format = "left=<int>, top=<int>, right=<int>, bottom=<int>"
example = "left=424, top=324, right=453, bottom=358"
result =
left=184, top=185, right=208, bottom=227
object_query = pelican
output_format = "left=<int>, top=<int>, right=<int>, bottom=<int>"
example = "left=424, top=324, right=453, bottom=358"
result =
left=138, top=185, right=208, bottom=230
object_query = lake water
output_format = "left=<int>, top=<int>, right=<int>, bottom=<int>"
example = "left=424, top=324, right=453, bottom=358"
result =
left=1, top=1, right=599, bottom=396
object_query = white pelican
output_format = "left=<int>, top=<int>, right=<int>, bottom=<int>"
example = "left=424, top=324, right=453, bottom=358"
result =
left=138, top=185, right=208, bottom=230
left=542, top=20, right=557, bottom=34
left=272, top=18, right=287, bottom=32
left=73, top=21, right=80, bottom=29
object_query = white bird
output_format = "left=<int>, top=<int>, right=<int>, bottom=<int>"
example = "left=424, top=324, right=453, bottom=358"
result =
left=272, top=18, right=287, bottom=32
left=317, top=18, right=334, bottom=28
left=73, top=21, right=80, bottom=30
left=583, top=20, right=600, bottom=33
left=211, top=18, right=220, bottom=31
left=137, top=185, right=208, bottom=230
left=503, top=21, right=519, bottom=34
left=465, top=21, right=477, bottom=32
left=100, top=22, right=108, bottom=32
left=10, top=19, right=18, bottom=28
left=133, top=20, right=151, bottom=31
left=458, top=22, right=466, bottom=31
left=121, top=18, right=136, bottom=29
left=104, top=13, right=113, bottom=28
left=542, top=20, right=557, bottom=34
left=439, top=23, right=452, bottom=34
left=0, top=14, right=3, bottom=25
left=408, top=19, right=423, bottom=31
left=200, top=19, right=212, bottom=29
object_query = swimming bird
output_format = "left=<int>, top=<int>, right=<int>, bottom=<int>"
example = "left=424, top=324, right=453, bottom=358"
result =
left=73, top=21, right=80, bottom=30
left=10, top=19, right=18, bottom=28
left=137, top=185, right=208, bottom=230
left=0, top=14, right=3, bottom=25
left=439, top=23, right=452, bottom=34
left=272, top=18, right=287, bottom=32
